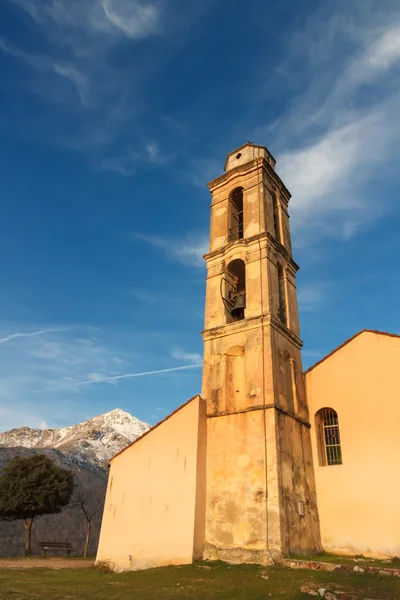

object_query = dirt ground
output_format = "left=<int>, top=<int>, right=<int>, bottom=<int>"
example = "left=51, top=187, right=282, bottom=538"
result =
left=0, top=557, right=95, bottom=569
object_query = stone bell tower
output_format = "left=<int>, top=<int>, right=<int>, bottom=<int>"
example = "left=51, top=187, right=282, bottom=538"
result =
left=201, top=143, right=321, bottom=564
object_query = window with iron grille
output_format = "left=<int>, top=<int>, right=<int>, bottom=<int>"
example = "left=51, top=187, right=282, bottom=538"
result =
left=315, top=408, right=343, bottom=466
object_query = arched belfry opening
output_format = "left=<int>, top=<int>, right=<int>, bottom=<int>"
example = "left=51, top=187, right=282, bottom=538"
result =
left=221, top=258, right=246, bottom=323
left=228, top=187, right=244, bottom=241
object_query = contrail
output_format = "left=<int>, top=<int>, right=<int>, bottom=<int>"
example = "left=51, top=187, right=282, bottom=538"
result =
left=44, top=363, right=202, bottom=391
left=0, top=328, right=70, bottom=344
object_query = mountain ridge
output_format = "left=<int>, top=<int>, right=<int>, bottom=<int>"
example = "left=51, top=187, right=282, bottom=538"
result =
left=0, top=408, right=150, bottom=556
left=0, top=408, right=150, bottom=467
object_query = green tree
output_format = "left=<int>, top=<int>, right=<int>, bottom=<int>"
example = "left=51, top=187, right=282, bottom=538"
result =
left=0, top=454, right=75, bottom=556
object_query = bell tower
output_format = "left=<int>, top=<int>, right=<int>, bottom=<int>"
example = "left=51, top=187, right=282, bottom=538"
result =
left=202, top=143, right=321, bottom=563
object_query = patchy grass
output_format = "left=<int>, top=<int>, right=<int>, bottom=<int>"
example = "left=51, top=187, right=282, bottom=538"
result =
left=290, top=551, right=400, bottom=569
left=0, top=561, right=399, bottom=600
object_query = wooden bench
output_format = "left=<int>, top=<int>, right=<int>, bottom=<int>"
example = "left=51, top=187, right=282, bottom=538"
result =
left=39, top=542, right=73, bottom=557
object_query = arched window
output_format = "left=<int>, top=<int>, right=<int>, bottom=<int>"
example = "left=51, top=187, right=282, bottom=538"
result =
left=315, top=408, right=343, bottom=466
left=272, top=193, right=281, bottom=242
left=225, top=345, right=245, bottom=411
left=277, top=265, right=287, bottom=325
left=228, top=188, right=244, bottom=241
left=222, top=259, right=246, bottom=322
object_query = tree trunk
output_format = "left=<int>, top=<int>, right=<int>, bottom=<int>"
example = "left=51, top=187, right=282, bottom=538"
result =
left=24, top=518, right=34, bottom=557
left=84, top=519, right=91, bottom=558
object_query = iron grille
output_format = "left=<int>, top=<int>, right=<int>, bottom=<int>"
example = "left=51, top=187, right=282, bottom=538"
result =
left=321, top=408, right=342, bottom=465
left=228, top=209, right=244, bottom=241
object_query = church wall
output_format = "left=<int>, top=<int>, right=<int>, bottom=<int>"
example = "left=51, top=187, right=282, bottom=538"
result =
left=269, top=328, right=322, bottom=556
left=306, top=331, right=400, bottom=558
left=275, top=411, right=322, bottom=556
left=203, top=409, right=268, bottom=564
left=96, top=395, right=207, bottom=571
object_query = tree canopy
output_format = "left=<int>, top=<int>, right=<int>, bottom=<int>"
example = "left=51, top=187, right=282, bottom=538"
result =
left=0, top=454, right=75, bottom=521
left=0, top=454, right=75, bottom=555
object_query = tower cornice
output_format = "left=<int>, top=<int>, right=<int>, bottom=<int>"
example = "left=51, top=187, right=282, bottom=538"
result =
left=208, top=156, right=291, bottom=204
left=203, top=231, right=299, bottom=274
left=201, top=313, right=303, bottom=349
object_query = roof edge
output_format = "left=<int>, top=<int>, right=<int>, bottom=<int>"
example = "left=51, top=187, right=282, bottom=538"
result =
left=223, top=142, right=276, bottom=171
left=304, top=329, right=400, bottom=375
left=109, top=394, right=202, bottom=463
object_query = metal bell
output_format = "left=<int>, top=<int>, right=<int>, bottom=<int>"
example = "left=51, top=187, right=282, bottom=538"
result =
left=231, top=292, right=246, bottom=319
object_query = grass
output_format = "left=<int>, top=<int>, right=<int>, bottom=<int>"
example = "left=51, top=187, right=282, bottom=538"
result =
left=290, top=551, right=400, bottom=569
left=0, top=561, right=399, bottom=600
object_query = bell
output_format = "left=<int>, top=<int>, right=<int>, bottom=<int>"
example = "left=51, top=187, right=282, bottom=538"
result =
left=231, top=292, right=246, bottom=319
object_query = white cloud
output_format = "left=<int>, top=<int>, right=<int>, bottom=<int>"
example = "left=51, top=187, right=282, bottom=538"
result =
left=267, top=16, right=400, bottom=244
left=96, top=140, right=169, bottom=175
left=1, top=0, right=166, bottom=164
left=135, top=233, right=208, bottom=267
left=43, top=363, right=202, bottom=391
left=130, top=288, right=158, bottom=303
left=7, top=0, right=43, bottom=23
left=8, top=0, right=160, bottom=40
left=53, top=64, right=89, bottom=105
left=297, top=284, right=326, bottom=312
left=278, top=101, right=397, bottom=222
left=0, top=327, right=70, bottom=344
left=0, top=405, right=49, bottom=432
left=98, top=0, right=159, bottom=39
left=171, top=348, right=203, bottom=365
left=365, top=26, right=400, bottom=70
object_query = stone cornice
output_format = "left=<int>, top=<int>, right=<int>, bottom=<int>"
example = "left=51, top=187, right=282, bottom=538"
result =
left=206, top=403, right=311, bottom=428
left=203, top=232, right=269, bottom=263
left=203, top=232, right=299, bottom=275
left=202, top=313, right=303, bottom=349
left=266, top=233, right=299, bottom=273
left=208, top=157, right=291, bottom=201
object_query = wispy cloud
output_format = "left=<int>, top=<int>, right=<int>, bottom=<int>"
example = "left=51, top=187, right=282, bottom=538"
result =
left=0, top=322, right=203, bottom=430
left=134, top=233, right=208, bottom=267
left=130, top=288, right=158, bottom=304
left=1, top=0, right=207, bottom=170
left=171, top=348, right=203, bottom=365
left=7, top=0, right=160, bottom=40
left=53, top=64, right=90, bottom=105
left=264, top=10, right=400, bottom=245
left=297, top=284, right=326, bottom=313
left=95, top=140, right=169, bottom=175
left=42, top=363, right=202, bottom=391
left=99, top=0, right=159, bottom=39
left=0, top=327, right=70, bottom=344
left=0, top=37, right=90, bottom=106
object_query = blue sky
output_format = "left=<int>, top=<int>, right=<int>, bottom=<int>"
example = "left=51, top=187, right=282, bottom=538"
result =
left=0, top=0, right=399, bottom=431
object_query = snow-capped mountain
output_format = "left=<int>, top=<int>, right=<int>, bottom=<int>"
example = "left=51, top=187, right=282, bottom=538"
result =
left=0, top=409, right=150, bottom=467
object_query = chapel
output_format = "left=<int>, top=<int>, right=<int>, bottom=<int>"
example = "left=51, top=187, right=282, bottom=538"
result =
left=96, top=143, right=400, bottom=570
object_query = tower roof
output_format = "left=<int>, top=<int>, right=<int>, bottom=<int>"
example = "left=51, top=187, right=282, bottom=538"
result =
left=224, top=142, right=276, bottom=173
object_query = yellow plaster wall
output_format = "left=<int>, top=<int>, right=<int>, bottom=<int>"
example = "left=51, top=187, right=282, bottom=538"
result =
left=96, top=395, right=207, bottom=571
left=306, top=331, right=400, bottom=558
left=203, top=409, right=268, bottom=563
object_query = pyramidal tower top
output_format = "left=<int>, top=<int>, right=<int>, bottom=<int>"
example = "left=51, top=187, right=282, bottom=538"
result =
left=223, top=142, right=276, bottom=172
